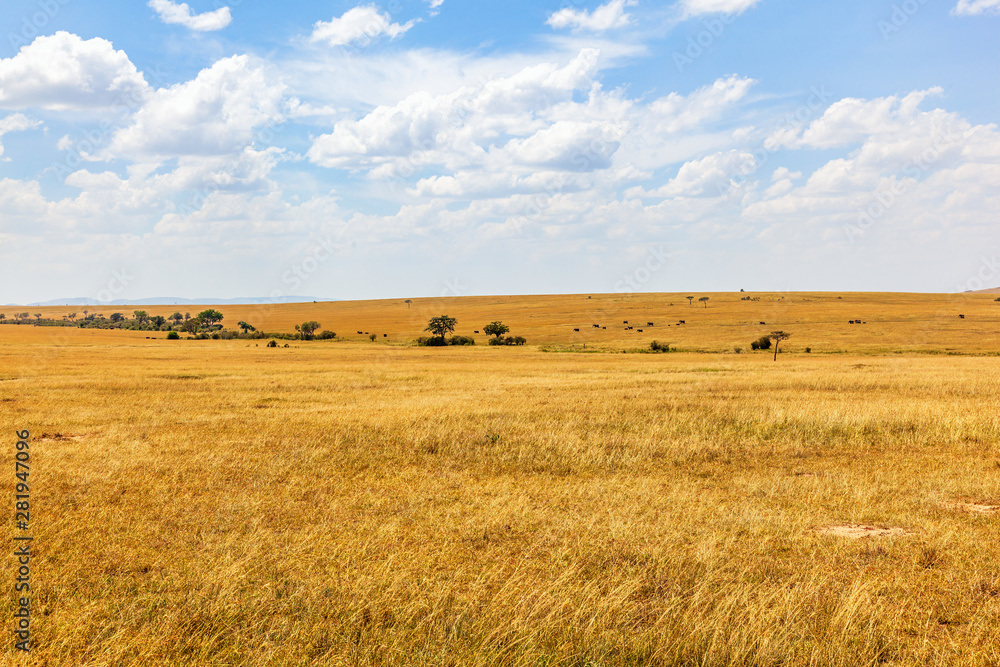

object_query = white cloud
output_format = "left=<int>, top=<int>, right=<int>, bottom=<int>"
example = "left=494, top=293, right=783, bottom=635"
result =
left=107, top=55, right=286, bottom=160
left=0, top=114, right=41, bottom=160
left=767, top=88, right=952, bottom=151
left=309, top=5, right=415, bottom=47
left=0, top=32, right=150, bottom=111
left=952, top=0, right=1000, bottom=15
left=148, top=0, right=232, bottom=31
left=679, top=0, right=761, bottom=17
left=547, top=0, right=634, bottom=31
left=306, top=48, right=609, bottom=175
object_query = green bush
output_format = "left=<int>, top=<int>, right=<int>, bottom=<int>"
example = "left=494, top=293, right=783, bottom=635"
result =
left=448, top=335, right=476, bottom=346
left=650, top=341, right=670, bottom=352
left=267, top=340, right=277, bottom=348
left=166, top=331, right=179, bottom=340
left=417, top=336, right=447, bottom=346
left=488, top=335, right=526, bottom=346
left=317, top=330, right=336, bottom=340
left=753, top=336, right=771, bottom=350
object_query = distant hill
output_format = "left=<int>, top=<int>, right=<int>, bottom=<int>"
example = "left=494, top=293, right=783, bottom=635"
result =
left=15, top=296, right=333, bottom=307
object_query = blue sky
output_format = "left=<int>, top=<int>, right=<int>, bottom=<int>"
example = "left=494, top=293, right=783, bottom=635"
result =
left=1, top=0, right=998, bottom=304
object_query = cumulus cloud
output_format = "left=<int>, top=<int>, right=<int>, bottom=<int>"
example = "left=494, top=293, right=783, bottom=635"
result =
left=767, top=88, right=950, bottom=150
left=678, top=0, right=761, bottom=17
left=306, top=48, right=609, bottom=176
left=547, top=0, right=634, bottom=31
left=148, top=0, right=232, bottom=31
left=310, top=5, right=415, bottom=47
left=0, top=114, right=41, bottom=160
left=0, top=32, right=150, bottom=111
left=952, top=0, right=1000, bottom=15
left=106, top=55, right=286, bottom=160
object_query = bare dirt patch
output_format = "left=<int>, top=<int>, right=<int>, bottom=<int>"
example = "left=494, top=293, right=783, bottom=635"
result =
left=949, top=502, right=1000, bottom=515
left=816, top=524, right=912, bottom=539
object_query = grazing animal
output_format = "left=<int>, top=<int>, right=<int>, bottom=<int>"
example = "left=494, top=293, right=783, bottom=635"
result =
left=593, top=324, right=600, bottom=328
left=759, top=321, right=766, bottom=325
left=647, top=322, right=654, bottom=326
left=357, top=331, right=363, bottom=334
left=574, top=328, right=580, bottom=332
left=623, top=320, right=629, bottom=324
left=849, top=320, right=855, bottom=324
left=474, top=330, right=479, bottom=333
left=602, top=327, right=606, bottom=330
left=637, top=329, right=643, bottom=332
left=383, top=334, right=387, bottom=337
left=678, top=320, right=685, bottom=324
left=959, top=314, right=965, bottom=319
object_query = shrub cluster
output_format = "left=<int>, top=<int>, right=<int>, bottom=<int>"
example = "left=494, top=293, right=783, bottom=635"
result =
left=649, top=341, right=671, bottom=352
left=488, top=336, right=526, bottom=346
left=417, top=336, right=476, bottom=346
left=750, top=336, right=772, bottom=351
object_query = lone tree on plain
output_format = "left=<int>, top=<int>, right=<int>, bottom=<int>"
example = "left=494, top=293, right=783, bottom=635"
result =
left=483, top=321, right=510, bottom=341
left=425, top=315, right=457, bottom=343
left=296, top=321, right=321, bottom=340
left=699, top=297, right=710, bottom=308
left=687, top=296, right=694, bottom=306
left=769, top=331, right=791, bottom=361
left=404, top=299, right=412, bottom=309
left=237, top=320, right=256, bottom=333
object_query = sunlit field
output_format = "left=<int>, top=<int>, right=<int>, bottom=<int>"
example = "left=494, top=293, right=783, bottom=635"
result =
left=2, top=292, right=999, bottom=665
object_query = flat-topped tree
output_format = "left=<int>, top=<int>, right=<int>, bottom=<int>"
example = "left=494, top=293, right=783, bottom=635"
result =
left=483, top=321, right=510, bottom=341
left=699, top=297, right=709, bottom=308
left=769, top=331, right=791, bottom=361
left=404, top=299, right=412, bottom=309
left=425, top=315, right=457, bottom=343
left=687, top=296, right=694, bottom=306
left=197, top=309, right=223, bottom=329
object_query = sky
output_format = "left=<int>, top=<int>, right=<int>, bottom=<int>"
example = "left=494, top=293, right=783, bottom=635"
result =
left=0, top=0, right=998, bottom=304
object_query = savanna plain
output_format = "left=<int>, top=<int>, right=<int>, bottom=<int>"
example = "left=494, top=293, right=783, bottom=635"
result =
left=1, top=292, right=999, bottom=666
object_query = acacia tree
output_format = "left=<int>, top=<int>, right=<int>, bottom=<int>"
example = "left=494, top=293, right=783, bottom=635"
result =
left=404, top=299, right=412, bottom=309
left=197, top=309, right=224, bottom=330
left=33, top=313, right=41, bottom=322
left=699, top=297, right=710, bottom=308
left=425, top=315, right=457, bottom=343
left=237, top=321, right=256, bottom=333
left=133, top=310, right=149, bottom=324
left=769, top=331, right=791, bottom=361
left=296, top=321, right=321, bottom=340
left=483, top=321, right=510, bottom=341
left=687, top=296, right=694, bottom=306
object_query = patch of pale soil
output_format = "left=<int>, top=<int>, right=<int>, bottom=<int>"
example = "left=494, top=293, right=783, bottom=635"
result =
left=949, top=502, right=1000, bottom=515
left=816, top=524, right=912, bottom=539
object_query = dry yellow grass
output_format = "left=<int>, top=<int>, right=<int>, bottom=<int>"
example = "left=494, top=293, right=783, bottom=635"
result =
left=1, top=293, right=1000, bottom=665
left=13, top=290, right=1000, bottom=352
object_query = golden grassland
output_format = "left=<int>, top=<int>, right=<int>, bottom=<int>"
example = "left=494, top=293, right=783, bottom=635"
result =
left=1, top=293, right=999, bottom=665
left=12, top=290, right=1000, bottom=352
